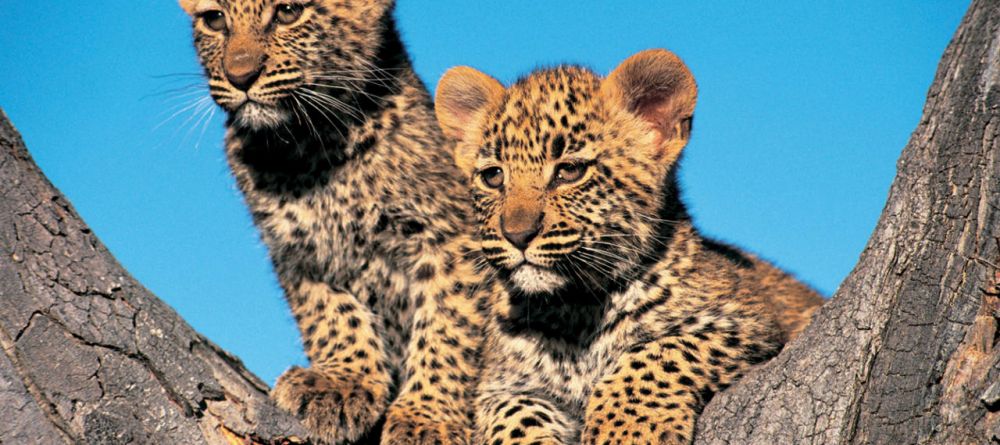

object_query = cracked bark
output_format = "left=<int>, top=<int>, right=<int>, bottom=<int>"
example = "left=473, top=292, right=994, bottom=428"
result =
left=696, top=0, right=1000, bottom=444
left=1, top=1, right=997, bottom=444
left=0, top=111, right=309, bottom=443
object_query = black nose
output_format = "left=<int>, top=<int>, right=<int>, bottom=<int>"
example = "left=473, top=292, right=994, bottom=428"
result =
left=501, top=215, right=542, bottom=251
left=503, top=227, right=540, bottom=250
left=226, top=66, right=263, bottom=92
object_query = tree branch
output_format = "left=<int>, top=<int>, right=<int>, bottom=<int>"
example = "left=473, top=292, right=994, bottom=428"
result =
left=696, top=0, right=1000, bottom=443
left=0, top=109, right=309, bottom=445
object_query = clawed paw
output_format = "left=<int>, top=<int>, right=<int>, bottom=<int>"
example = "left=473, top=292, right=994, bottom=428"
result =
left=271, top=366, right=389, bottom=445
left=381, top=404, right=471, bottom=445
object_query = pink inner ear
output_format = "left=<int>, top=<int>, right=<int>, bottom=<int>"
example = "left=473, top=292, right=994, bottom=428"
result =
left=633, top=91, right=692, bottom=141
left=452, top=91, right=490, bottom=125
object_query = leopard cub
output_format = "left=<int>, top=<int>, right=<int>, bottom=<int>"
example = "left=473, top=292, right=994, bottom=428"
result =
left=178, top=0, right=486, bottom=443
left=435, top=49, right=824, bottom=444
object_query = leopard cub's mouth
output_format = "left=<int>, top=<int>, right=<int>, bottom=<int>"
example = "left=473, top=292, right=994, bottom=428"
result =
left=508, top=263, right=568, bottom=295
left=233, top=101, right=289, bottom=130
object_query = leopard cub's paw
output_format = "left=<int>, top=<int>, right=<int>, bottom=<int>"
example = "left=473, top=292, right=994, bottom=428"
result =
left=271, top=366, right=388, bottom=445
left=380, top=399, right=472, bottom=445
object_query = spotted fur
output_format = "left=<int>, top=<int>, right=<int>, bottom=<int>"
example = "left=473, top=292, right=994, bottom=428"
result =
left=436, top=49, right=824, bottom=444
left=179, top=1, right=486, bottom=443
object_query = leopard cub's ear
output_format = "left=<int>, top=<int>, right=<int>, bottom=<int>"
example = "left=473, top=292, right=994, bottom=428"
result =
left=179, top=0, right=198, bottom=15
left=602, top=49, right=697, bottom=154
left=435, top=67, right=505, bottom=174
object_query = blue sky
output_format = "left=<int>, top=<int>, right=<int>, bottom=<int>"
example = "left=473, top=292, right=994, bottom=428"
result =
left=0, top=1, right=967, bottom=383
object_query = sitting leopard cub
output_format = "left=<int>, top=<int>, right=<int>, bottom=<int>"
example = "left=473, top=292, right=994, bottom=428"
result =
left=435, top=49, right=824, bottom=444
left=178, top=1, right=486, bottom=443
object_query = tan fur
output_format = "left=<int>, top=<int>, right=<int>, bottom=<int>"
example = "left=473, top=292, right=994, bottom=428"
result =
left=178, top=0, right=198, bottom=14
left=436, top=49, right=824, bottom=444
left=179, top=1, right=488, bottom=443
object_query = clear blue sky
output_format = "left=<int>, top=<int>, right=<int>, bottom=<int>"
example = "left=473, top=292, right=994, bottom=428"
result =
left=0, top=1, right=967, bottom=383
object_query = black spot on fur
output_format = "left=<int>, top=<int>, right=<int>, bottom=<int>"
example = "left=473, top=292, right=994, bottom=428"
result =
left=415, top=264, right=436, bottom=281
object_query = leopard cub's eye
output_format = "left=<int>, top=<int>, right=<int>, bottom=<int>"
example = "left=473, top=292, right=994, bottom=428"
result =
left=479, top=167, right=504, bottom=189
left=201, top=10, right=227, bottom=32
left=274, top=4, right=305, bottom=25
left=553, top=162, right=587, bottom=185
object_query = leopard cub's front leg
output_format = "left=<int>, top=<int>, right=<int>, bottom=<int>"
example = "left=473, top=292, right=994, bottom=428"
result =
left=381, top=393, right=472, bottom=445
left=582, top=335, right=732, bottom=445
left=476, top=391, right=579, bottom=445
left=381, top=255, right=486, bottom=445
left=271, top=281, right=392, bottom=445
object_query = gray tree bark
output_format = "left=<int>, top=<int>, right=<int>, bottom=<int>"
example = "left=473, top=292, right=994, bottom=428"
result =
left=0, top=110, right=310, bottom=444
left=696, top=0, right=1000, bottom=443
left=1, top=0, right=996, bottom=444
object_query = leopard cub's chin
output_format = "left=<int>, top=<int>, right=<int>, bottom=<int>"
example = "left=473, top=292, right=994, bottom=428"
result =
left=235, top=102, right=290, bottom=130
left=509, top=265, right=567, bottom=295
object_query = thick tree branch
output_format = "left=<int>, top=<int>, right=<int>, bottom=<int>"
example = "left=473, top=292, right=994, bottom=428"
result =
left=696, top=0, right=1000, bottom=443
left=0, top=109, right=308, bottom=444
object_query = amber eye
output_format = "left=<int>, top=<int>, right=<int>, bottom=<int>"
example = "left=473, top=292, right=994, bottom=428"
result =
left=274, top=4, right=305, bottom=25
left=201, top=10, right=227, bottom=32
left=479, top=167, right=504, bottom=189
left=553, top=162, right=587, bottom=185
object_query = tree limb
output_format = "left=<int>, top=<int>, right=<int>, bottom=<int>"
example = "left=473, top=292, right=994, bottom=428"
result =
left=696, top=1, right=1000, bottom=443
left=0, top=109, right=309, bottom=445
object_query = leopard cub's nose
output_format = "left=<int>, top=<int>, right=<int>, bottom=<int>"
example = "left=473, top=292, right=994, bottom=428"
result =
left=226, top=65, right=263, bottom=91
left=503, top=227, right=541, bottom=251
left=501, top=209, right=543, bottom=251
left=224, top=45, right=267, bottom=92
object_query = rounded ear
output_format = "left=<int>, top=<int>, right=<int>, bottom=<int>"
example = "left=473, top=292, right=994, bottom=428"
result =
left=435, top=66, right=505, bottom=142
left=179, top=0, right=199, bottom=15
left=435, top=66, right=505, bottom=175
left=601, top=49, right=697, bottom=143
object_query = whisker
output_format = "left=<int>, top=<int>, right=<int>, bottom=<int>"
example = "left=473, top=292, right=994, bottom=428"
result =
left=179, top=98, right=214, bottom=147
left=297, top=88, right=364, bottom=122
left=193, top=106, right=218, bottom=151
left=149, top=72, right=206, bottom=80
left=291, top=93, right=326, bottom=143
left=142, top=83, right=209, bottom=102
left=153, top=96, right=211, bottom=132
left=303, top=82, right=383, bottom=103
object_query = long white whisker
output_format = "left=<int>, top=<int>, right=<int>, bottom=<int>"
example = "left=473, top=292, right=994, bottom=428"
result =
left=180, top=98, right=214, bottom=147
left=298, top=88, right=364, bottom=121
left=295, top=90, right=349, bottom=141
left=153, top=96, right=210, bottom=131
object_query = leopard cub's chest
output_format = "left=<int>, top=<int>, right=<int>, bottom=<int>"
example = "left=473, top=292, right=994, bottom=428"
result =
left=499, top=318, right=639, bottom=407
left=491, top=284, right=657, bottom=408
left=247, top=165, right=409, bottom=280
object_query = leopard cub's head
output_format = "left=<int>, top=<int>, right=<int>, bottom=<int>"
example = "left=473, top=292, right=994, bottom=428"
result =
left=179, top=0, right=394, bottom=130
left=436, top=49, right=697, bottom=296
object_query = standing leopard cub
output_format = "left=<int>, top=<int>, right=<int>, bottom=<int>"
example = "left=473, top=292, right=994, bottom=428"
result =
left=178, top=0, right=486, bottom=443
left=435, top=49, right=824, bottom=444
